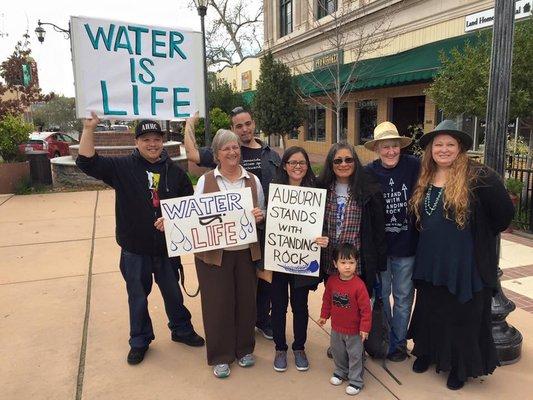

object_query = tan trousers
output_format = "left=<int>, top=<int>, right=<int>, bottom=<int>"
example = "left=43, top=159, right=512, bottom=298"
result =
left=195, top=249, right=257, bottom=365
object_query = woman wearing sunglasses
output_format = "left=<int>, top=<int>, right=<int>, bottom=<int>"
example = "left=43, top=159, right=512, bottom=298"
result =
left=317, top=143, right=387, bottom=295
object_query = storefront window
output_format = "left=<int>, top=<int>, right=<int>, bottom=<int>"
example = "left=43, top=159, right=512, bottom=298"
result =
left=358, top=100, right=377, bottom=144
left=332, top=104, right=348, bottom=142
left=306, top=106, right=326, bottom=142
left=280, top=0, right=293, bottom=37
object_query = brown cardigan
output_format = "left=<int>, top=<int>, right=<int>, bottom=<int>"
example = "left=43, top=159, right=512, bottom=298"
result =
left=194, top=170, right=262, bottom=266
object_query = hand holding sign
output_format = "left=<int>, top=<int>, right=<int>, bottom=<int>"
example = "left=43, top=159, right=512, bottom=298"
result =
left=160, top=188, right=257, bottom=257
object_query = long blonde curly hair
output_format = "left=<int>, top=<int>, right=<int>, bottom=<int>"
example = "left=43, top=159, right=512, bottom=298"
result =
left=410, top=139, right=479, bottom=229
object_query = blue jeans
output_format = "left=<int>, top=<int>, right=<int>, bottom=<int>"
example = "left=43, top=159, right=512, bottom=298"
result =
left=119, top=250, right=194, bottom=348
left=380, top=256, right=415, bottom=354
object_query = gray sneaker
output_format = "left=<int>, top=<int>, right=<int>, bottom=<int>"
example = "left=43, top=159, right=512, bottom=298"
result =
left=273, top=350, right=287, bottom=372
left=238, top=353, right=255, bottom=367
left=213, top=364, right=230, bottom=378
left=293, top=350, right=309, bottom=371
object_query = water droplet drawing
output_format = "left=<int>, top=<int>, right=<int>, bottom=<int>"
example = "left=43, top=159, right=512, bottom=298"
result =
left=170, top=223, right=192, bottom=252
left=239, top=211, right=253, bottom=240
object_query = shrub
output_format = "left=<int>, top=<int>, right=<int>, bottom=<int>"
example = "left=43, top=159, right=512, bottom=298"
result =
left=0, top=114, right=33, bottom=162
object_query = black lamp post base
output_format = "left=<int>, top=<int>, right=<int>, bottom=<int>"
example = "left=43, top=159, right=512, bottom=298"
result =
left=493, top=320, right=523, bottom=365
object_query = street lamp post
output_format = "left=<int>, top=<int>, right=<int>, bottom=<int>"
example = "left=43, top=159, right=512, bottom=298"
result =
left=483, top=0, right=522, bottom=365
left=34, top=20, right=70, bottom=42
left=196, top=0, right=211, bottom=146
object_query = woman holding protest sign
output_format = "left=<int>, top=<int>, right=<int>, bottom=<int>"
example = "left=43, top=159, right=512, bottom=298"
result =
left=269, top=146, right=329, bottom=373
left=157, top=128, right=265, bottom=378
left=194, top=128, right=265, bottom=378
left=317, top=143, right=387, bottom=295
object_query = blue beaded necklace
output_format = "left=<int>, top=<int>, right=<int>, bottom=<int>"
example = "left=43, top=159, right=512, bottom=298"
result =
left=424, top=185, right=443, bottom=216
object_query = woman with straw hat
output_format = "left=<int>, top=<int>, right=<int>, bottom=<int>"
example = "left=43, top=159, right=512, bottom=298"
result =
left=407, top=120, right=514, bottom=390
left=364, top=121, right=420, bottom=362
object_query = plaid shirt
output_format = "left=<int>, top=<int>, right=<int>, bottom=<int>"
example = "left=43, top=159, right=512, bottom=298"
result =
left=322, top=184, right=362, bottom=276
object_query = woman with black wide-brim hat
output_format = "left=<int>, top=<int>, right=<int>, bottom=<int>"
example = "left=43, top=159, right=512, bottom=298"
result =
left=407, top=120, right=514, bottom=390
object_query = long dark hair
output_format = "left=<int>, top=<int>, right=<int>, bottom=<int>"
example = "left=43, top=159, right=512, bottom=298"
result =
left=317, top=142, right=365, bottom=199
left=274, top=146, right=316, bottom=187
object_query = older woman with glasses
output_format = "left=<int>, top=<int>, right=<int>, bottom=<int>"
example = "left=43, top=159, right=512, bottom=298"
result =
left=318, top=143, right=387, bottom=295
left=190, top=128, right=265, bottom=379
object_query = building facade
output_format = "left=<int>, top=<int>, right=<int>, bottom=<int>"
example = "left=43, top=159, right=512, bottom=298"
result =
left=263, top=0, right=528, bottom=155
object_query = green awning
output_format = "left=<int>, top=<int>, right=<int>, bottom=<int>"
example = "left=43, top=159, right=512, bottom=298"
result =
left=241, top=90, right=256, bottom=105
left=296, top=32, right=481, bottom=96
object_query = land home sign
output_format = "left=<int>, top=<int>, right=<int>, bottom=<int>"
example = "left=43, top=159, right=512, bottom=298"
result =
left=465, top=0, right=532, bottom=32
left=70, top=16, right=205, bottom=120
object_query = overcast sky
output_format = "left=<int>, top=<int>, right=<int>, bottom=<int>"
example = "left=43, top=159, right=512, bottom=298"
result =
left=0, top=0, right=202, bottom=97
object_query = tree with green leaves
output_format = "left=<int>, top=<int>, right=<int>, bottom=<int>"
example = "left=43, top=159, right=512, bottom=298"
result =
left=426, top=19, right=533, bottom=122
left=194, top=107, right=231, bottom=147
left=252, top=52, right=304, bottom=146
left=208, top=73, right=243, bottom=115
left=31, top=96, right=82, bottom=133
left=0, top=114, right=34, bottom=162
left=0, top=33, right=50, bottom=118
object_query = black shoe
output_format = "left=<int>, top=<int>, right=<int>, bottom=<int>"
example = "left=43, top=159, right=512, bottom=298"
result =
left=387, top=349, right=408, bottom=362
left=326, top=346, right=333, bottom=359
left=172, top=331, right=205, bottom=347
left=446, top=369, right=465, bottom=390
left=256, top=325, right=274, bottom=340
left=412, top=355, right=430, bottom=373
left=127, top=346, right=148, bottom=365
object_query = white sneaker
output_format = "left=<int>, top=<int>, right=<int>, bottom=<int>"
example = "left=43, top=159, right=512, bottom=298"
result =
left=346, top=385, right=361, bottom=395
left=213, top=364, right=230, bottom=378
left=330, top=374, right=343, bottom=385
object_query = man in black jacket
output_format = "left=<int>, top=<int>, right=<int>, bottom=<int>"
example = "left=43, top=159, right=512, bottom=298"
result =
left=76, top=113, right=204, bottom=365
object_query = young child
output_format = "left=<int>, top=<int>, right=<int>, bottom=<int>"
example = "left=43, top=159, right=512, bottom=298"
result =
left=318, top=243, right=372, bottom=396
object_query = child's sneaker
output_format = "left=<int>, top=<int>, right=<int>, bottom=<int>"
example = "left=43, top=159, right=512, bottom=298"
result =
left=330, top=374, right=344, bottom=385
left=293, top=350, right=309, bottom=371
left=238, top=353, right=255, bottom=367
left=213, top=364, right=230, bottom=378
left=273, top=350, right=287, bottom=372
left=346, top=384, right=361, bottom=395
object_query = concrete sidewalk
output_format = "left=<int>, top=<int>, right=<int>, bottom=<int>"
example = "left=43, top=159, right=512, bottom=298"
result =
left=1, top=190, right=532, bottom=400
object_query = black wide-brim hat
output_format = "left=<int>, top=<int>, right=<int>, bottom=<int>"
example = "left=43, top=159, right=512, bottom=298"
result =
left=419, top=119, right=473, bottom=150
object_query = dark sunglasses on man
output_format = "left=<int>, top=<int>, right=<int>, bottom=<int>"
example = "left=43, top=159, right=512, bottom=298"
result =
left=230, top=106, right=246, bottom=117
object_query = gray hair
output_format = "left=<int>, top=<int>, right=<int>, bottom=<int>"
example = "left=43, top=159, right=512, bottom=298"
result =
left=211, top=129, right=240, bottom=163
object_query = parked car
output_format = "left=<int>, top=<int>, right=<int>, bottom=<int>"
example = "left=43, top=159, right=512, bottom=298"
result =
left=18, top=132, right=79, bottom=158
left=110, top=124, right=129, bottom=132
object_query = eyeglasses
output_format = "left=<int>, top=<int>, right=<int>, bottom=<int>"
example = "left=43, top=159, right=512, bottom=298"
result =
left=230, top=106, right=246, bottom=117
left=286, top=160, right=307, bottom=167
left=333, top=157, right=355, bottom=165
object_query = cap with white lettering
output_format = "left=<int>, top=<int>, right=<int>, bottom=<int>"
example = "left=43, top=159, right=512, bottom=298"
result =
left=135, top=120, right=163, bottom=138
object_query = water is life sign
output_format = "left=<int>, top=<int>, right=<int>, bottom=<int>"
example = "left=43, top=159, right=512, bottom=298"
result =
left=160, top=188, right=258, bottom=257
left=70, top=16, right=205, bottom=120
left=264, top=184, right=326, bottom=277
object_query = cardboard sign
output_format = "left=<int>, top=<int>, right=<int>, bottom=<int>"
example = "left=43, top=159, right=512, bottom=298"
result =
left=264, top=184, right=326, bottom=276
left=160, top=188, right=257, bottom=257
left=70, top=16, right=205, bottom=120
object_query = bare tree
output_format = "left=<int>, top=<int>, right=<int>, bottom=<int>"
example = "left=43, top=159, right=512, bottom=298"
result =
left=284, top=0, right=397, bottom=143
left=189, top=0, right=263, bottom=67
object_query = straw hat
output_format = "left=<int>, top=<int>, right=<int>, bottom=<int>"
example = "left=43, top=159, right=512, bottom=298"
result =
left=364, top=121, right=412, bottom=150
left=419, top=120, right=473, bottom=150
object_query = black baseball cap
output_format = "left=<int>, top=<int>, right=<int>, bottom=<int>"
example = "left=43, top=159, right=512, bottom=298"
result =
left=135, top=120, right=163, bottom=138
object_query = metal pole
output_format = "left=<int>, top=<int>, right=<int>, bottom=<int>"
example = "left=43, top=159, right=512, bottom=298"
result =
left=483, top=0, right=522, bottom=365
left=198, top=6, right=210, bottom=146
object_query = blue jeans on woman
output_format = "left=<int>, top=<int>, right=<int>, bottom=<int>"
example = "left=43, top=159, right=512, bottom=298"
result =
left=380, top=256, right=415, bottom=354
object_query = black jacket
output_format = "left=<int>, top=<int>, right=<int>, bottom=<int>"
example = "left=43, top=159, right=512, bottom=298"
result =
left=358, top=171, right=388, bottom=294
left=470, top=164, right=515, bottom=289
left=76, top=149, right=193, bottom=256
